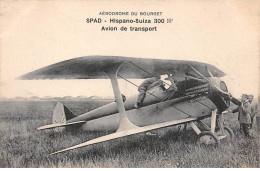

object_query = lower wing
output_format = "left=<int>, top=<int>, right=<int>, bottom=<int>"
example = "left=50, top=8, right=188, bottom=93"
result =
left=51, top=117, right=197, bottom=155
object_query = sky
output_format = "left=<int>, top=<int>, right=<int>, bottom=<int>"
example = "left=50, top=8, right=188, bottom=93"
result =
left=0, top=0, right=259, bottom=99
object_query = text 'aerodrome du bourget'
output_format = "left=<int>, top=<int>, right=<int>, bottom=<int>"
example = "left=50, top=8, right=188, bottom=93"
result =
left=85, top=11, right=173, bottom=32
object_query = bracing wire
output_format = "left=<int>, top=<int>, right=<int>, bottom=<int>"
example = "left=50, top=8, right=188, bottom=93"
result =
left=129, top=62, right=213, bottom=110
left=117, top=74, right=192, bottom=117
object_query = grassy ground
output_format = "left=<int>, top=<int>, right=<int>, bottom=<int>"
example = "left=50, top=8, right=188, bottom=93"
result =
left=0, top=101, right=259, bottom=168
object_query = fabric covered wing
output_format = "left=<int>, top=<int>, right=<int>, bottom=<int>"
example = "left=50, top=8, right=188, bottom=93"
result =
left=51, top=117, right=197, bottom=155
left=19, top=56, right=226, bottom=80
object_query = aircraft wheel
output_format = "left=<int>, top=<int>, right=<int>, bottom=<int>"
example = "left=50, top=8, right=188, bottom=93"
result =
left=223, top=126, right=234, bottom=140
left=196, top=131, right=220, bottom=146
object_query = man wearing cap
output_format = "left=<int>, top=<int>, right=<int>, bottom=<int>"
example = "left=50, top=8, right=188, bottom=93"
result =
left=230, top=95, right=251, bottom=137
left=134, top=75, right=164, bottom=109
left=248, top=95, right=258, bottom=129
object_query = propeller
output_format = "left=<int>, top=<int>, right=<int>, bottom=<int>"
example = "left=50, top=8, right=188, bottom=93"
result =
left=206, top=67, right=232, bottom=98
left=190, top=65, right=232, bottom=99
left=189, top=65, right=209, bottom=82
left=206, top=67, right=214, bottom=78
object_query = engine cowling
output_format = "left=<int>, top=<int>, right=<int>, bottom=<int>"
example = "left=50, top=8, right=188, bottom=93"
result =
left=207, top=78, right=231, bottom=112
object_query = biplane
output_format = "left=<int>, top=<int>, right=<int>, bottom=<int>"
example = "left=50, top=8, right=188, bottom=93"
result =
left=19, top=56, right=241, bottom=155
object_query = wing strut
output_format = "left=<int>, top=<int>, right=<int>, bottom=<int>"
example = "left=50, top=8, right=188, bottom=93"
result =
left=106, top=62, right=139, bottom=132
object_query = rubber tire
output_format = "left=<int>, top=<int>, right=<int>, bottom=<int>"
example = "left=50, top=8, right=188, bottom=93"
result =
left=196, top=131, right=220, bottom=146
left=223, top=126, right=234, bottom=140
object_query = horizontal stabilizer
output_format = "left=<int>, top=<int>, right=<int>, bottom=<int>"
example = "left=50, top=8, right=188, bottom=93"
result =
left=51, top=117, right=197, bottom=155
left=37, top=121, right=86, bottom=130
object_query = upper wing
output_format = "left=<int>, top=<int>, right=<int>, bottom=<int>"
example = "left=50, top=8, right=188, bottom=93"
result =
left=19, top=56, right=226, bottom=80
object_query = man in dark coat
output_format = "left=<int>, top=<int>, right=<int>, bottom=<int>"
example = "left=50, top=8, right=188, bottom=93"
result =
left=230, top=95, right=251, bottom=137
left=134, top=75, right=163, bottom=108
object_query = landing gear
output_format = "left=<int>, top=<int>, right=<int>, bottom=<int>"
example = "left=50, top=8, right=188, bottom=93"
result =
left=216, top=113, right=234, bottom=141
left=196, top=131, right=220, bottom=146
left=222, top=126, right=234, bottom=140
left=189, top=109, right=234, bottom=146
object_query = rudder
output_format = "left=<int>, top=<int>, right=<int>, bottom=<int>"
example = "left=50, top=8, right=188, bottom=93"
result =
left=37, top=103, right=85, bottom=131
left=52, top=102, right=76, bottom=124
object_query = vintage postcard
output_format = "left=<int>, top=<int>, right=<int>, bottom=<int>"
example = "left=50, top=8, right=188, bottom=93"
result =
left=0, top=0, right=259, bottom=168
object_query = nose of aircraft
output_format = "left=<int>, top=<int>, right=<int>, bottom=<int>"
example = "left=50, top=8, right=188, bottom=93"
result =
left=190, top=65, right=242, bottom=110
left=208, top=77, right=229, bottom=96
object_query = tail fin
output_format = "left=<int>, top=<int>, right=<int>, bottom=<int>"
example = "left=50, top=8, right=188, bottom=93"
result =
left=52, top=102, right=76, bottom=124
left=37, top=102, right=84, bottom=131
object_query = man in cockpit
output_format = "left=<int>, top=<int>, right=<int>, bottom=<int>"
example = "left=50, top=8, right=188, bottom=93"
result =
left=134, top=75, right=163, bottom=109
left=165, top=73, right=178, bottom=91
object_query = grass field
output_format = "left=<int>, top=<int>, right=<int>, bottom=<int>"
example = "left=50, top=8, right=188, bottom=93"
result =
left=0, top=101, right=259, bottom=168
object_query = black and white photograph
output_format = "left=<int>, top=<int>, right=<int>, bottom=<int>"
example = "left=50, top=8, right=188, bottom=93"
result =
left=0, top=0, right=259, bottom=168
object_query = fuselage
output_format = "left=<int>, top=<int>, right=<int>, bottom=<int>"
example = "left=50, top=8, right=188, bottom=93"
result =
left=65, top=78, right=230, bottom=131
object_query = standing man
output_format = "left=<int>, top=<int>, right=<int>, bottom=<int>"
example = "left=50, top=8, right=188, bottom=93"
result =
left=248, top=95, right=258, bottom=129
left=230, top=95, right=251, bottom=138
left=134, top=75, right=163, bottom=109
